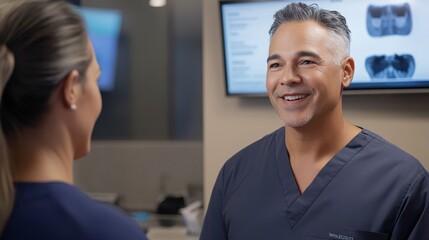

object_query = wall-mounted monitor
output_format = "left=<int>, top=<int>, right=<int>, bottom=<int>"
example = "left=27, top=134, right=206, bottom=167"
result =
left=76, top=7, right=122, bottom=91
left=220, top=0, right=429, bottom=96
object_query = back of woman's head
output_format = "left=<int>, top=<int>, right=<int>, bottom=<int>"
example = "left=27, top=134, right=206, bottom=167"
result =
left=0, top=0, right=91, bottom=232
left=0, top=0, right=91, bottom=135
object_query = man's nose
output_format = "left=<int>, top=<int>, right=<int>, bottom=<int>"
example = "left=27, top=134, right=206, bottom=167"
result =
left=280, top=65, right=301, bottom=85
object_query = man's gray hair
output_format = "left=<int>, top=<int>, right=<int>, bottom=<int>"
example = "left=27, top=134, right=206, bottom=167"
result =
left=269, top=2, right=351, bottom=64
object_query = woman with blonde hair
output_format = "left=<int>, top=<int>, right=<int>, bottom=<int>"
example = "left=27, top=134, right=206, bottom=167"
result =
left=0, top=0, right=146, bottom=239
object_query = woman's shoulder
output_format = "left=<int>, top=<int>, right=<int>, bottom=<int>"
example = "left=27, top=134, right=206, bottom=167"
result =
left=6, top=182, right=146, bottom=240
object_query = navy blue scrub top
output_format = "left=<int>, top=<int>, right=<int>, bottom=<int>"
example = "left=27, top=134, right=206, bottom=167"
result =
left=3, top=182, right=147, bottom=240
left=200, top=128, right=429, bottom=240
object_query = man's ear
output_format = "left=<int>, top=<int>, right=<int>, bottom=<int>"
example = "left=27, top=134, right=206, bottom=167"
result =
left=341, top=57, right=355, bottom=88
left=62, top=70, right=80, bottom=109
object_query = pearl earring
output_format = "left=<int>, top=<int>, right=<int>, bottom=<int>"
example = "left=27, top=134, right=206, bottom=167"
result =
left=70, top=103, right=77, bottom=110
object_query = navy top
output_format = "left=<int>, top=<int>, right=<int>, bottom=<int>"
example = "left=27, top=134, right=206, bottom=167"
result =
left=200, top=128, right=429, bottom=240
left=2, top=182, right=147, bottom=240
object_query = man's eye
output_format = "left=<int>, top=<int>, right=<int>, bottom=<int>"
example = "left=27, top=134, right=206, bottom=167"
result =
left=300, top=60, right=314, bottom=65
left=269, top=63, right=280, bottom=69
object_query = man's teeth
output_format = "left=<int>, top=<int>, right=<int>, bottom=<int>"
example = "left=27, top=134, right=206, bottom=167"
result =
left=283, top=95, right=306, bottom=101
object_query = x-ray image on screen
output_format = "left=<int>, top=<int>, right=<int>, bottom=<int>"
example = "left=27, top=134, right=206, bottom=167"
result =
left=366, top=3, right=412, bottom=37
left=365, top=54, right=415, bottom=79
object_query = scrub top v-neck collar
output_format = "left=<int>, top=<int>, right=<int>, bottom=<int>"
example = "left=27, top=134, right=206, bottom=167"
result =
left=274, top=128, right=371, bottom=229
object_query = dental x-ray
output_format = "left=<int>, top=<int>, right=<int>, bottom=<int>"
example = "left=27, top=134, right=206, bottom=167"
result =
left=365, top=54, right=415, bottom=79
left=365, top=2, right=415, bottom=81
left=366, top=3, right=412, bottom=37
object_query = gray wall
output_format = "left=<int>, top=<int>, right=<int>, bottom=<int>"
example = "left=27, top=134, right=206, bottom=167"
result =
left=169, top=0, right=203, bottom=140
left=74, top=141, right=202, bottom=210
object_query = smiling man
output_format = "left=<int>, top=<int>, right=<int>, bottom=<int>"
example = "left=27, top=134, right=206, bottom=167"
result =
left=200, top=3, right=429, bottom=240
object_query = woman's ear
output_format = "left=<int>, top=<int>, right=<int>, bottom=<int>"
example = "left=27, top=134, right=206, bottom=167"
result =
left=341, top=57, right=355, bottom=88
left=62, top=70, right=80, bottom=110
